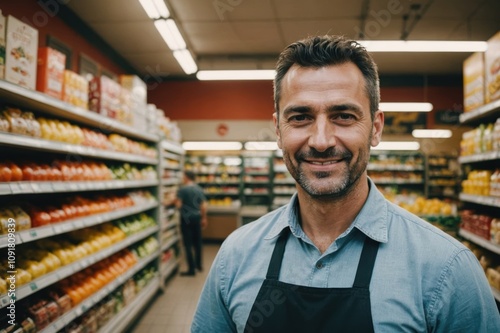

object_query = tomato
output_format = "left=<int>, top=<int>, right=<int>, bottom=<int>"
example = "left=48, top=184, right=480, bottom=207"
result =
left=0, top=165, right=12, bottom=182
left=6, top=162, right=22, bottom=181
left=52, top=168, right=62, bottom=181
left=32, top=211, right=52, bottom=227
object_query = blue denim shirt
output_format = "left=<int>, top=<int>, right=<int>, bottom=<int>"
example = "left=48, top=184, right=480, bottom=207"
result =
left=192, top=179, right=500, bottom=332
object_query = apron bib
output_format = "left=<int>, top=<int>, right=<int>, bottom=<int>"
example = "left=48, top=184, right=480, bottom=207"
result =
left=244, top=228, right=379, bottom=333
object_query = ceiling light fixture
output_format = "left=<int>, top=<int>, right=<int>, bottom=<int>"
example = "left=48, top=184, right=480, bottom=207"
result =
left=139, top=0, right=170, bottom=19
left=154, top=19, right=186, bottom=50
left=182, top=141, right=243, bottom=151
left=358, top=40, right=488, bottom=52
left=372, top=141, right=420, bottom=151
left=196, top=70, right=276, bottom=80
left=379, top=102, right=433, bottom=112
left=412, top=129, right=452, bottom=138
left=244, top=141, right=279, bottom=151
left=173, top=49, right=198, bottom=74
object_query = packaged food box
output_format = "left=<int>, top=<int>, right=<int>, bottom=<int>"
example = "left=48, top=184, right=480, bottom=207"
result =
left=463, top=52, right=485, bottom=112
left=37, top=47, right=66, bottom=99
left=89, top=76, right=121, bottom=119
left=0, top=11, right=6, bottom=79
left=4, top=15, right=38, bottom=89
left=62, top=70, right=89, bottom=109
left=485, top=31, right=500, bottom=103
left=120, top=74, right=147, bottom=104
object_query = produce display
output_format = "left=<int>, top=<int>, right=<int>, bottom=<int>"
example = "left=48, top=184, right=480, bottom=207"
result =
left=0, top=106, right=157, bottom=158
left=131, top=236, right=159, bottom=259
left=0, top=190, right=154, bottom=233
left=460, top=210, right=497, bottom=241
left=62, top=70, right=89, bottom=109
left=462, top=240, right=500, bottom=293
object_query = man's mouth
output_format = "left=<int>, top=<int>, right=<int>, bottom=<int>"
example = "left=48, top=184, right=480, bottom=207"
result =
left=308, top=160, right=341, bottom=165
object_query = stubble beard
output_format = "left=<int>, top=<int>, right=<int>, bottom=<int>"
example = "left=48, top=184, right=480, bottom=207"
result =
left=282, top=137, right=372, bottom=200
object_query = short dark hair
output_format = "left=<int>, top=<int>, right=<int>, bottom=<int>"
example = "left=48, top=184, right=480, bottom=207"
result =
left=274, top=35, right=380, bottom=119
left=184, top=171, right=196, bottom=181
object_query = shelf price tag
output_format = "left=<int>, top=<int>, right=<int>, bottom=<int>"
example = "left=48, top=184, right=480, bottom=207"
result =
left=29, top=282, right=38, bottom=292
left=1, top=295, right=9, bottom=307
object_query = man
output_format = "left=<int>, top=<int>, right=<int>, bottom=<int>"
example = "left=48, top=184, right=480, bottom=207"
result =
left=176, top=171, right=208, bottom=276
left=191, top=35, right=500, bottom=332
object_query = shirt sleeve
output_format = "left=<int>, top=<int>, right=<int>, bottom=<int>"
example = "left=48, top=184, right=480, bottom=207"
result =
left=428, top=248, right=500, bottom=332
left=191, top=244, right=237, bottom=332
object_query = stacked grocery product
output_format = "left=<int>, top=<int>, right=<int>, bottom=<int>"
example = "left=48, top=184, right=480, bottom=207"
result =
left=458, top=30, right=500, bottom=302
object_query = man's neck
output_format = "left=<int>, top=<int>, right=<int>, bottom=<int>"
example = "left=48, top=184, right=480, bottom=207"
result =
left=297, top=175, right=370, bottom=253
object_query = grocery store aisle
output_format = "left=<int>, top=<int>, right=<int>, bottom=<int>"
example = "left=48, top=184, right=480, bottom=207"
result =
left=127, top=243, right=221, bottom=333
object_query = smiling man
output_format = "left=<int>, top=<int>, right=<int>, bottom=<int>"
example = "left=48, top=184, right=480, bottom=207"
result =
left=191, top=35, right=500, bottom=333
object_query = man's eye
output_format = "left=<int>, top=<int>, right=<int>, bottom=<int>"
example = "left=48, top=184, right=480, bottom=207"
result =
left=337, top=114, right=355, bottom=120
left=290, top=115, right=308, bottom=121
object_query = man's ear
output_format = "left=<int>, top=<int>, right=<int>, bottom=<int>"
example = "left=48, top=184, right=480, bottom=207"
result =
left=273, top=112, right=282, bottom=149
left=371, top=110, right=384, bottom=147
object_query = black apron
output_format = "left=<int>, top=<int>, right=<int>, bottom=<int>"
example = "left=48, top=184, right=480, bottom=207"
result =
left=244, top=228, right=379, bottom=333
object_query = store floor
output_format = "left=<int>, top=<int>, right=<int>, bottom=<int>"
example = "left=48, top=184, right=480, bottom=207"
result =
left=127, top=243, right=221, bottom=333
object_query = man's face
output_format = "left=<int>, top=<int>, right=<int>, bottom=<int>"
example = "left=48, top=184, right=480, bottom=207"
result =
left=274, top=63, right=384, bottom=199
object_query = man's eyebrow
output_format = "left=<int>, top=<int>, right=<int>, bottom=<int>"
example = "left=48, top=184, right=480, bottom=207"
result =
left=327, top=103, right=362, bottom=113
left=282, top=105, right=312, bottom=116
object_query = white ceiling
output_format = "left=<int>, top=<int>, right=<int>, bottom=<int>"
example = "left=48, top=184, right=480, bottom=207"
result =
left=67, top=0, right=500, bottom=78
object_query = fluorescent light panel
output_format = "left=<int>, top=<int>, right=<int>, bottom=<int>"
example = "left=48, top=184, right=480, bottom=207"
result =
left=380, top=102, right=433, bottom=112
left=359, top=40, right=488, bottom=52
left=412, top=129, right=452, bottom=138
left=173, top=49, right=198, bottom=74
left=182, top=141, right=242, bottom=151
left=197, top=70, right=276, bottom=80
left=372, top=141, right=420, bottom=151
left=154, top=19, right=186, bottom=50
left=244, top=141, right=279, bottom=151
left=139, top=0, right=170, bottom=19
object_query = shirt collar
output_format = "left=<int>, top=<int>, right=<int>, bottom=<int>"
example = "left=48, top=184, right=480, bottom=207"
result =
left=265, top=177, right=388, bottom=243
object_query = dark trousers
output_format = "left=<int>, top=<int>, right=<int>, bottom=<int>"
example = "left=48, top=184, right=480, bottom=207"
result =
left=181, top=221, right=203, bottom=273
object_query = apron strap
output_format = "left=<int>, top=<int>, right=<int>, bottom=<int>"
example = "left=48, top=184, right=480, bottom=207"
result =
left=266, top=227, right=290, bottom=280
left=353, top=236, right=380, bottom=288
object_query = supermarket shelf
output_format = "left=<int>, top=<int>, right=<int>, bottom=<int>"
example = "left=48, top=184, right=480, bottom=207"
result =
left=459, top=193, right=500, bottom=208
left=459, top=228, right=500, bottom=255
left=161, top=236, right=179, bottom=252
left=372, top=180, right=423, bottom=185
left=368, top=165, right=424, bottom=171
left=99, top=276, right=161, bottom=333
left=160, top=258, right=180, bottom=282
left=244, top=192, right=270, bottom=196
left=37, top=252, right=160, bottom=333
left=459, top=99, right=500, bottom=124
left=161, top=178, right=180, bottom=186
left=0, top=201, right=158, bottom=248
left=162, top=163, right=181, bottom=170
left=274, top=191, right=296, bottom=195
left=0, top=226, right=159, bottom=308
left=240, top=205, right=269, bottom=217
left=194, top=171, right=241, bottom=175
left=162, top=151, right=182, bottom=161
left=273, top=179, right=296, bottom=185
left=0, top=179, right=158, bottom=196
left=204, top=192, right=240, bottom=196
left=274, top=166, right=288, bottom=173
left=492, top=287, right=500, bottom=302
left=244, top=180, right=270, bottom=184
left=162, top=140, right=184, bottom=155
left=0, top=79, right=159, bottom=142
left=458, top=151, right=500, bottom=164
left=198, top=181, right=240, bottom=185
left=245, top=171, right=270, bottom=176
left=207, top=205, right=241, bottom=214
left=0, top=132, right=159, bottom=164
left=162, top=220, right=178, bottom=232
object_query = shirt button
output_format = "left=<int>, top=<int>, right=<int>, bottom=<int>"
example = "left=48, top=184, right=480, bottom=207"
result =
left=316, top=262, right=323, bottom=269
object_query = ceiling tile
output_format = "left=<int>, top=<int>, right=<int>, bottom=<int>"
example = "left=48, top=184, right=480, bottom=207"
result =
left=272, top=0, right=361, bottom=19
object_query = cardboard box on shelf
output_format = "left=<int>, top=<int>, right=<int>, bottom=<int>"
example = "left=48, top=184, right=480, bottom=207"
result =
left=62, top=70, right=89, bottom=109
left=88, top=76, right=121, bottom=119
left=36, top=47, right=66, bottom=99
left=119, top=74, right=147, bottom=104
left=0, top=11, right=6, bottom=79
left=463, top=52, right=485, bottom=112
left=4, top=15, right=38, bottom=89
left=485, top=31, right=500, bottom=104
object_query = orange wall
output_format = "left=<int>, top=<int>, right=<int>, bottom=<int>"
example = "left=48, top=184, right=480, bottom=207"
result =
left=0, top=0, right=128, bottom=75
left=149, top=80, right=463, bottom=126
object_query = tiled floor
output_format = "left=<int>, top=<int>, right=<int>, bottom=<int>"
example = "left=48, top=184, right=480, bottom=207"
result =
left=127, top=243, right=221, bottom=333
